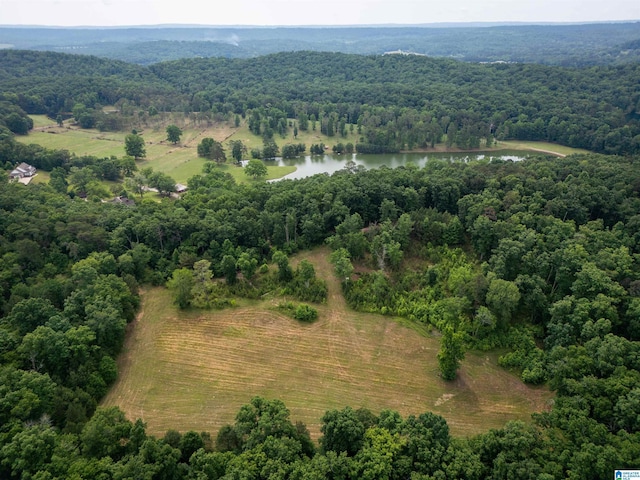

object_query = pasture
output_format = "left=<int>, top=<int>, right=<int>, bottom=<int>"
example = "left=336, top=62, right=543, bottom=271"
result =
left=497, top=140, right=589, bottom=156
left=103, top=247, right=552, bottom=440
left=19, top=116, right=295, bottom=183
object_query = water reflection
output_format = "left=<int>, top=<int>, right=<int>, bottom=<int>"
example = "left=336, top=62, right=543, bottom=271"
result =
left=268, top=150, right=528, bottom=181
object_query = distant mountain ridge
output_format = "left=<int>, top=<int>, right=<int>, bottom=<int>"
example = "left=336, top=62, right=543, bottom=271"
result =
left=1, top=23, right=639, bottom=65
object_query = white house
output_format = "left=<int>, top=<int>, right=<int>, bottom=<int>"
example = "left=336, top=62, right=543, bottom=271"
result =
left=9, top=162, right=37, bottom=179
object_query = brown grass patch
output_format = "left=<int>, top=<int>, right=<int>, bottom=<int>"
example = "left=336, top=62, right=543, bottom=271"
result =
left=103, top=247, right=552, bottom=439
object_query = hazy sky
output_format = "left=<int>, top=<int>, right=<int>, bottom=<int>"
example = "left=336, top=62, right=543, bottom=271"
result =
left=1, top=0, right=639, bottom=26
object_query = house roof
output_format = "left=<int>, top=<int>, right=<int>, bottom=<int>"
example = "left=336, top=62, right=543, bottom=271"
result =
left=10, top=163, right=36, bottom=176
left=16, top=162, right=35, bottom=171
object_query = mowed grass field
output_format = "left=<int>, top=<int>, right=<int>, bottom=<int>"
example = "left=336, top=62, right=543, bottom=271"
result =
left=497, top=140, right=589, bottom=157
left=19, top=116, right=295, bottom=184
left=103, top=247, right=552, bottom=440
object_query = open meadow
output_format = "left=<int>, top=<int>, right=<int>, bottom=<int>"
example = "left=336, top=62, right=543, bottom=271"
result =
left=103, top=247, right=552, bottom=440
left=497, top=140, right=590, bottom=157
left=20, top=115, right=295, bottom=183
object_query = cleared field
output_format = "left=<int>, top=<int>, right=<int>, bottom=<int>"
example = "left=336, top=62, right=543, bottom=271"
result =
left=18, top=116, right=295, bottom=184
left=497, top=140, right=589, bottom=157
left=103, top=247, right=552, bottom=439
left=30, top=115, right=58, bottom=129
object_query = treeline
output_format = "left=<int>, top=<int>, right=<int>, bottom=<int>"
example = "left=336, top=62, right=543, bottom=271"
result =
left=148, top=52, right=640, bottom=154
left=2, top=50, right=640, bottom=155
left=2, top=23, right=640, bottom=65
left=1, top=152, right=639, bottom=476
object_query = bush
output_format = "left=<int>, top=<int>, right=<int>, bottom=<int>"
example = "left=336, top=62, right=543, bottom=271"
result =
left=276, top=302, right=318, bottom=322
left=294, top=304, right=318, bottom=322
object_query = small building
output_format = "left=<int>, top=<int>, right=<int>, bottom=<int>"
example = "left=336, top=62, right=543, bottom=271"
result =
left=110, top=196, right=136, bottom=206
left=175, top=183, right=188, bottom=193
left=9, top=162, right=37, bottom=179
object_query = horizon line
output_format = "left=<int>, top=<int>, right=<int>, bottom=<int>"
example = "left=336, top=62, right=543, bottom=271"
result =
left=1, top=20, right=639, bottom=29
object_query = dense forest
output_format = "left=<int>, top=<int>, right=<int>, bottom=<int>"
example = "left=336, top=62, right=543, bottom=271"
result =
left=1, top=50, right=640, bottom=157
left=1, top=23, right=640, bottom=65
left=1, top=39, right=640, bottom=478
left=1, top=151, right=640, bottom=478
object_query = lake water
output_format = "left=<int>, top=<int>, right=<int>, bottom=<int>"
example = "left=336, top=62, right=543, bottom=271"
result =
left=268, top=150, right=530, bottom=181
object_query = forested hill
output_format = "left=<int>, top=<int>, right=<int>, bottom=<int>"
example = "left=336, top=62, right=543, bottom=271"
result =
left=1, top=23, right=640, bottom=65
left=1, top=153, right=640, bottom=478
left=2, top=49, right=640, bottom=155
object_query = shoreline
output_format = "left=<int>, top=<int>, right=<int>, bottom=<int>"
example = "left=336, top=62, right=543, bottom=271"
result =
left=401, top=142, right=569, bottom=158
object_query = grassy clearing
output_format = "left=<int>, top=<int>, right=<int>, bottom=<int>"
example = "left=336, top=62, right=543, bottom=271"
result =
left=19, top=116, right=297, bottom=184
left=30, top=115, right=58, bottom=129
left=496, top=140, right=589, bottom=156
left=103, top=247, right=552, bottom=440
left=30, top=171, right=51, bottom=185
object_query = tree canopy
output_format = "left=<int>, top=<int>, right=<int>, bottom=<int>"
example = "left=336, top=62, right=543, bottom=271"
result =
left=124, top=133, right=146, bottom=159
left=0, top=44, right=640, bottom=479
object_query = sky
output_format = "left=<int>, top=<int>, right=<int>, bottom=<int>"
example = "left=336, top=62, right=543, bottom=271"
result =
left=0, top=0, right=639, bottom=27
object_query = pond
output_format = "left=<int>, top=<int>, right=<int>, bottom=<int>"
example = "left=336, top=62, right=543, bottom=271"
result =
left=267, top=150, right=531, bottom=181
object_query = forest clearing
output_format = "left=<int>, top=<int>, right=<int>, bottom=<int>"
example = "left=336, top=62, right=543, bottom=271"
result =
left=103, top=248, right=552, bottom=439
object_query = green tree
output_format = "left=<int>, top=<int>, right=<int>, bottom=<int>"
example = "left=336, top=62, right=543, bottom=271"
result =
left=486, top=278, right=521, bottom=328
left=191, top=259, right=213, bottom=307
left=245, top=159, right=268, bottom=180
left=147, top=171, right=176, bottom=197
left=329, top=248, right=354, bottom=282
left=179, top=431, right=205, bottom=462
left=5, top=112, right=32, bottom=134
left=320, top=406, right=366, bottom=456
left=125, top=133, right=146, bottom=160
left=438, top=326, right=465, bottom=381
left=0, top=424, right=57, bottom=478
left=165, top=124, right=182, bottom=144
left=167, top=268, right=194, bottom=309
left=272, top=250, right=293, bottom=282
left=49, top=167, right=68, bottom=194
left=234, top=396, right=301, bottom=450
left=118, top=155, right=137, bottom=177
left=237, top=252, right=258, bottom=282
left=297, top=260, right=316, bottom=289
left=7, top=297, right=58, bottom=336
left=353, top=427, right=405, bottom=480
left=197, top=137, right=226, bottom=163
left=68, top=166, right=97, bottom=197
left=80, top=406, right=133, bottom=460
left=125, top=172, right=148, bottom=199
left=221, top=255, right=237, bottom=285
left=18, top=325, right=68, bottom=376
left=230, top=140, right=247, bottom=164
left=262, top=138, right=279, bottom=159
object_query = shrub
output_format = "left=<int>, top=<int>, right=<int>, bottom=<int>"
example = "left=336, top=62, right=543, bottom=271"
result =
left=294, top=304, right=318, bottom=322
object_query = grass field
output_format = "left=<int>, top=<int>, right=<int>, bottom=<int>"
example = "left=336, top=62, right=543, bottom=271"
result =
left=19, top=116, right=296, bottom=184
left=103, top=247, right=552, bottom=440
left=497, top=140, right=589, bottom=157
